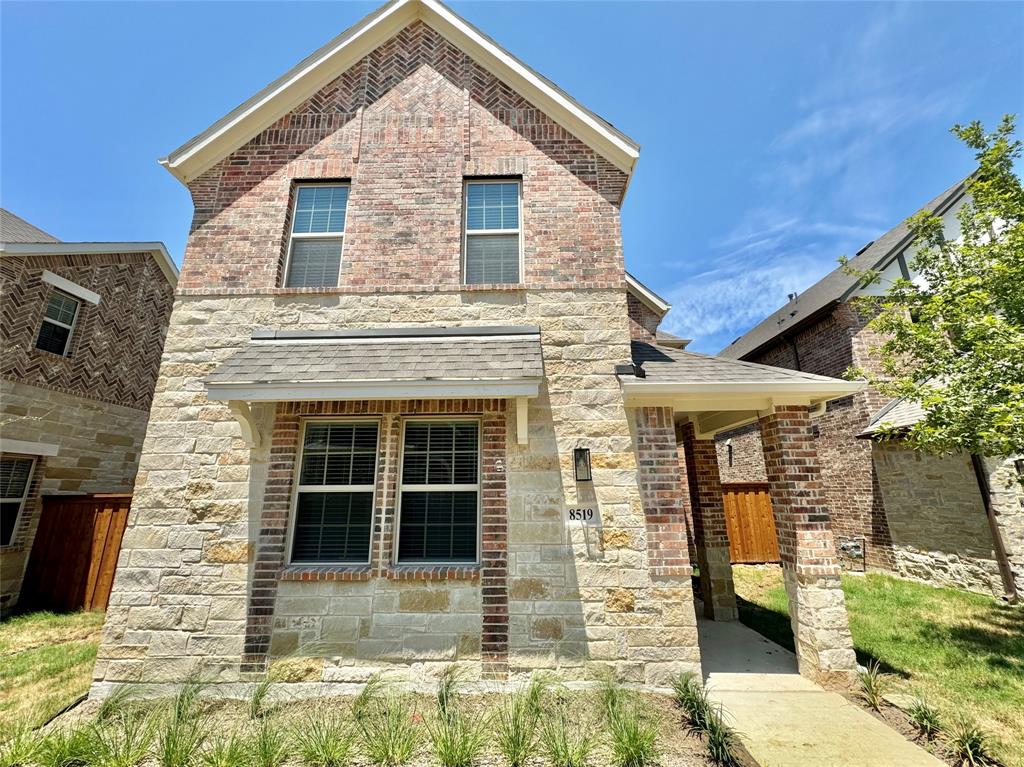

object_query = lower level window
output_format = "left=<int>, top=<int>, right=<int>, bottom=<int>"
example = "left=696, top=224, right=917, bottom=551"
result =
left=1, top=456, right=35, bottom=546
left=397, top=420, right=480, bottom=563
left=290, top=421, right=378, bottom=564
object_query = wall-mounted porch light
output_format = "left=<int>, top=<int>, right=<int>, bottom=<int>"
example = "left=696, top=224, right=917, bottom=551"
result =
left=574, top=447, right=592, bottom=482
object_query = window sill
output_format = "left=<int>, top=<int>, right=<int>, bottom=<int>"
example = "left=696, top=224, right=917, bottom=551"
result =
left=279, top=565, right=372, bottom=582
left=386, top=565, right=481, bottom=582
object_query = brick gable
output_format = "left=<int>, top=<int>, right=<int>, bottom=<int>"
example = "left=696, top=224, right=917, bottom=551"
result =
left=0, top=253, right=174, bottom=411
left=180, top=21, right=627, bottom=293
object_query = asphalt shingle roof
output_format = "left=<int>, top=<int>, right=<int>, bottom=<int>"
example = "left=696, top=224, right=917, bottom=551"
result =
left=207, top=326, right=544, bottom=385
left=719, top=176, right=970, bottom=360
left=0, top=209, right=59, bottom=243
left=630, top=341, right=845, bottom=384
left=861, top=396, right=926, bottom=435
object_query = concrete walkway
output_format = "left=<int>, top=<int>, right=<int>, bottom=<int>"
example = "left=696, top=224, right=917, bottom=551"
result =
left=698, top=619, right=944, bottom=767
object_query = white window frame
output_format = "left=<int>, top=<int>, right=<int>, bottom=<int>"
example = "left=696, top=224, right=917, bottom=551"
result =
left=462, top=179, right=523, bottom=285
left=394, top=416, right=482, bottom=566
left=36, top=289, right=81, bottom=357
left=1, top=455, right=36, bottom=548
left=282, top=182, right=350, bottom=288
left=285, top=418, right=381, bottom=566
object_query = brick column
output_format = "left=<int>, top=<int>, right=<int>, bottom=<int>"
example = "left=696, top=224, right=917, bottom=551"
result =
left=680, top=423, right=738, bottom=621
left=635, top=407, right=692, bottom=577
left=480, top=408, right=509, bottom=680
left=760, top=406, right=856, bottom=686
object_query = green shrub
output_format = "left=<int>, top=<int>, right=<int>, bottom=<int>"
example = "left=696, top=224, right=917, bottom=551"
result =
left=88, top=711, right=157, bottom=767
left=857, top=661, right=890, bottom=712
left=539, top=710, right=595, bottom=767
left=200, top=733, right=248, bottom=767
left=607, top=699, right=658, bottom=767
left=427, top=712, right=488, bottom=767
left=352, top=673, right=387, bottom=723
left=248, top=676, right=274, bottom=721
left=494, top=692, right=540, bottom=767
left=907, top=695, right=941, bottom=740
left=672, top=672, right=712, bottom=732
left=435, top=665, right=464, bottom=725
left=157, top=712, right=207, bottom=767
left=292, top=712, right=356, bottom=767
left=36, top=727, right=97, bottom=767
left=250, top=722, right=288, bottom=767
left=943, top=716, right=998, bottom=766
left=704, top=706, right=741, bottom=767
left=358, top=694, right=421, bottom=766
left=0, top=721, right=42, bottom=767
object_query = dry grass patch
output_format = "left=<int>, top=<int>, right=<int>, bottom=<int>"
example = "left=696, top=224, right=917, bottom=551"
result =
left=0, top=610, right=104, bottom=730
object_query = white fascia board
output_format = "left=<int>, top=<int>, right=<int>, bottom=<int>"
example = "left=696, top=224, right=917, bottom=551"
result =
left=206, top=377, right=542, bottom=402
left=620, top=379, right=863, bottom=410
left=41, top=270, right=101, bottom=305
left=160, top=0, right=639, bottom=184
left=625, top=273, right=671, bottom=316
left=0, top=438, right=59, bottom=457
left=1, top=242, right=179, bottom=287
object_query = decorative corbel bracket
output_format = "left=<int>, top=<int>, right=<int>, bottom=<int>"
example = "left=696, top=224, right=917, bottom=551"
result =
left=516, top=397, right=530, bottom=446
left=227, top=400, right=265, bottom=449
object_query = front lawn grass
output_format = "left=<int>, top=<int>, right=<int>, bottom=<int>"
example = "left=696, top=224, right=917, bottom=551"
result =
left=733, top=565, right=1024, bottom=766
left=0, top=610, right=104, bottom=730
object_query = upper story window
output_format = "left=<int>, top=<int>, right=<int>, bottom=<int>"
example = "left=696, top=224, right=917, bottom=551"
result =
left=1, top=456, right=35, bottom=546
left=284, top=183, right=349, bottom=288
left=36, top=290, right=80, bottom=356
left=464, top=180, right=521, bottom=285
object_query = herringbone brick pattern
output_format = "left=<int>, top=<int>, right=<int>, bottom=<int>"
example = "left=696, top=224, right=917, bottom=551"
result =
left=181, top=20, right=628, bottom=292
left=0, top=253, right=174, bottom=411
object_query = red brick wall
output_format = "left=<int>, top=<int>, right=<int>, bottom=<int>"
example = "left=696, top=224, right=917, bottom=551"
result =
left=627, top=293, right=660, bottom=342
left=634, top=407, right=691, bottom=577
left=0, top=253, right=174, bottom=411
left=724, top=302, right=895, bottom=569
left=179, top=21, right=627, bottom=295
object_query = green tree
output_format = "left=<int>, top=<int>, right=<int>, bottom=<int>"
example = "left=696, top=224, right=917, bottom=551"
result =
left=847, top=115, right=1024, bottom=456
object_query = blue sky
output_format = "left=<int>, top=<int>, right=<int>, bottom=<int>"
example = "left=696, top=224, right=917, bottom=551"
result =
left=2, top=2, right=1021, bottom=352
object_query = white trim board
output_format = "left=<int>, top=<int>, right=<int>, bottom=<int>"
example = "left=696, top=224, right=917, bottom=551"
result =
left=41, top=271, right=101, bottom=305
left=0, top=242, right=179, bottom=287
left=159, top=0, right=640, bottom=185
left=0, top=438, right=59, bottom=457
left=625, top=273, right=671, bottom=317
left=207, top=377, right=542, bottom=402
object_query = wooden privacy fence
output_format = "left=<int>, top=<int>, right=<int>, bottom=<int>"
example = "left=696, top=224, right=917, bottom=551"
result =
left=21, top=494, right=131, bottom=612
left=722, top=482, right=780, bottom=564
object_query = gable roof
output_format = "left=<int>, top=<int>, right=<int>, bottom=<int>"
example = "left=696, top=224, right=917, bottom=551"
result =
left=160, top=0, right=640, bottom=186
left=625, top=272, right=671, bottom=317
left=718, top=176, right=971, bottom=360
left=0, top=241, right=179, bottom=288
left=0, top=209, right=60, bottom=243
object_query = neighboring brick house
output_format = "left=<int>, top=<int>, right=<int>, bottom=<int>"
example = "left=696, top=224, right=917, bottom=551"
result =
left=0, top=209, right=177, bottom=614
left=718, top=180, right=1024, bottom=600
left=93, top=0, right=868, bottom=693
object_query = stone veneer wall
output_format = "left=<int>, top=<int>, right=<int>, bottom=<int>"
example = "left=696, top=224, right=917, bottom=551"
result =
left=985, top=455, right=1024, bottom=597
left=873, top=443, right=1018, bottom=596
left=0, top=379, right=153, bottom=612
left=93, top=290, right=701, bottom=691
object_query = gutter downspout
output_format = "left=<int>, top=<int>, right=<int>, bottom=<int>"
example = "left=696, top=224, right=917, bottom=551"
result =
left=970, top=453, right=1019, bottom=604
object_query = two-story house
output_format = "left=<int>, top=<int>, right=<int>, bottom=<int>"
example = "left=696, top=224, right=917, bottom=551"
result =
left=0, top=209, right=177, bottom=615
left=718, top=180, right=1023, bottom=601
left=93, top=0, right=872, bottom=693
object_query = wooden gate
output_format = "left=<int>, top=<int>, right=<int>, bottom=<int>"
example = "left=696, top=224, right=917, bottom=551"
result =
left=21, top=494, right=131, bottom=612
left=722, top=483, right=780, bottom=564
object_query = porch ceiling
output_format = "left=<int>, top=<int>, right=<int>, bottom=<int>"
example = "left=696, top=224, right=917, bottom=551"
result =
left=621, top=341, right=863, bottom=438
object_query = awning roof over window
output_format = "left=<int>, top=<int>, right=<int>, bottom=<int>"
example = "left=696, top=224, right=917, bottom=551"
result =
left=204, top=325, right=544, bottom=402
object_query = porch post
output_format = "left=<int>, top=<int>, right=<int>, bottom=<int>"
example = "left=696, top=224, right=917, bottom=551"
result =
left=759, top=406, right=857, bottom=686
left=680, top=422, right=738, bottom=621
